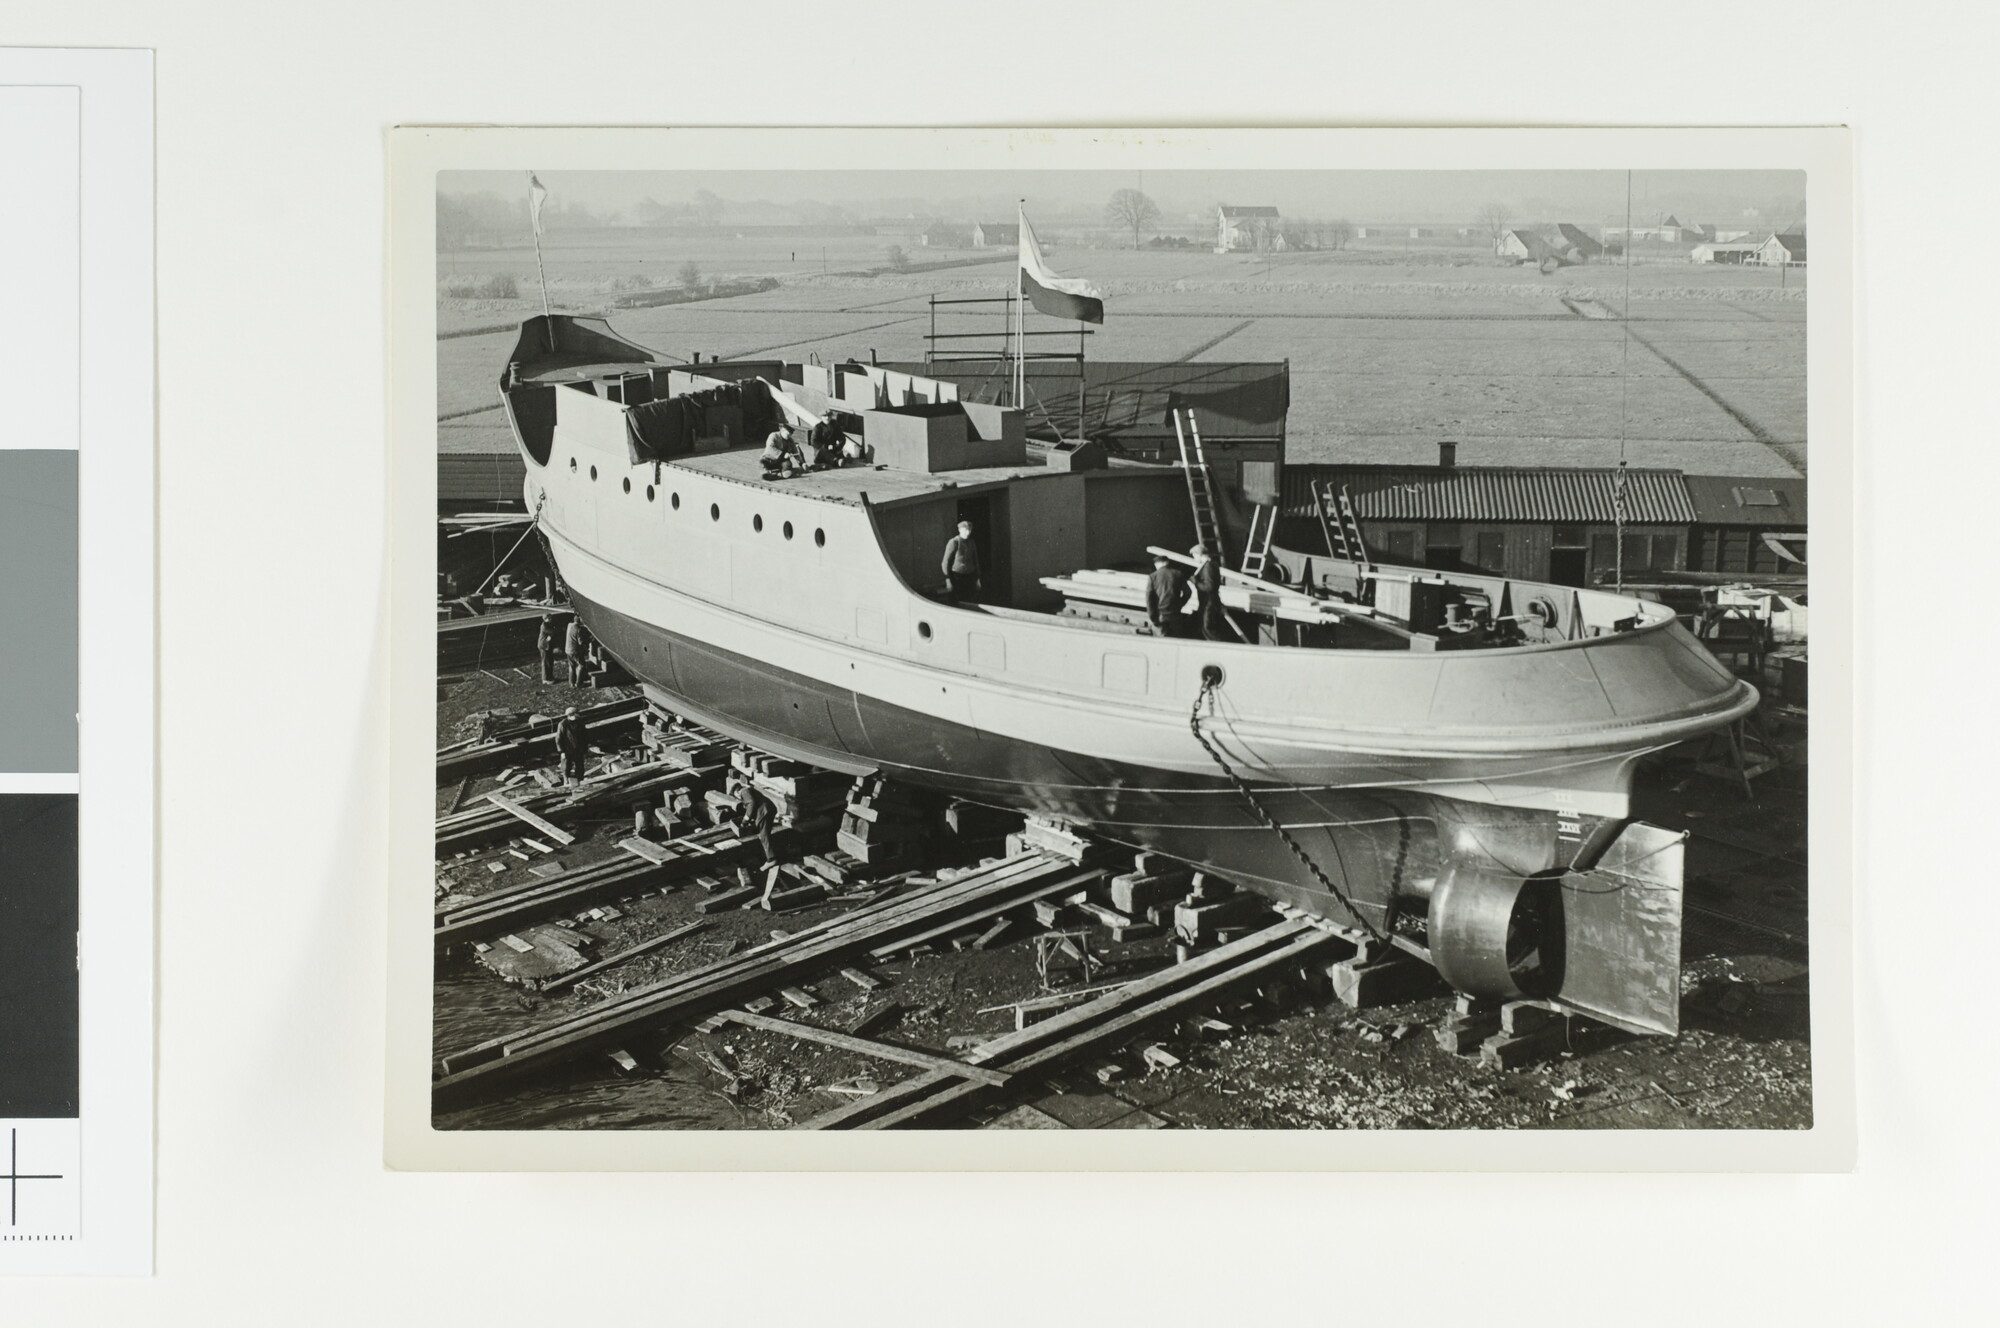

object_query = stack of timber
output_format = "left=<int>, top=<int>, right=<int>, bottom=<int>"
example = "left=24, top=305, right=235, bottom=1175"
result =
left=730, top=750, right=850, bottom=829
left=431, top=851, right=1102, bottom=1106
left=798, top=916, right=1348, bottom=1130
left=435, top=756, right=725, bottom=856
left=437, top=696, right=647, bottom=783
left=837, top=776, right=933, bottom=869
left=638, top=709, right=734, bottom=769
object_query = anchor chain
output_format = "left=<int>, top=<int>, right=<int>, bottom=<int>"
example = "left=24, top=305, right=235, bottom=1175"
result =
left=1187, top=672, right=1386, bottom=943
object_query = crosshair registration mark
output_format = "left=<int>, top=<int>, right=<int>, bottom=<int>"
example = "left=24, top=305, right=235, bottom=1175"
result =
left=2, top=1129, right=63, bottom=1226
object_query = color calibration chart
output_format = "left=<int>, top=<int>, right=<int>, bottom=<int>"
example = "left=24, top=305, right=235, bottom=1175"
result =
left=0, top=51, right=152, bottom=1275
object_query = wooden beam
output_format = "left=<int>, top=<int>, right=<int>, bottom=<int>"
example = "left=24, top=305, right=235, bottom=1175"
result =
left=717, top=1010, right=1011, bottom=1087
left=482, top=792, right=577, bottom=845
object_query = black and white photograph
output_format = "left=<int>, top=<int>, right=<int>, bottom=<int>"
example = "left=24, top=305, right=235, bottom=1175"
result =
left=410, top=131, right=1841, bottom=1147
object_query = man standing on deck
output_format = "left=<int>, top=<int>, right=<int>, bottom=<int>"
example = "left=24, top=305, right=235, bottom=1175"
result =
left=563, top=615, right=588, bottom=686
left=1145, top=552, right=1190, bottom=636
left=536, top=613, right=559, bottom=684
left=941, top=520, right=982, bottom=603
left=554, top=707, right=588, bottom=786
left=1190, top=544, right=1228, bottom=642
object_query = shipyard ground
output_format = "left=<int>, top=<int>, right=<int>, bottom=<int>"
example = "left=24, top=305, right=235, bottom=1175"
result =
left=431, top=659, right=1809, bottom=1132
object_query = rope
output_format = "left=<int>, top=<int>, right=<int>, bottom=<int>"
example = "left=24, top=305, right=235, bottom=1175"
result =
left=1187, top=674, right=1386, bottom=943
left=472, top=490, right=547, bottom=598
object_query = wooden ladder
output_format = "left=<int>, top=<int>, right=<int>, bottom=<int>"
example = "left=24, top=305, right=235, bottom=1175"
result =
left=1171, top=407, right=1224, bottom=558
left=1241, top=502, right=1278, bottom=579
left=1312, top=480, right=1372, bottom=568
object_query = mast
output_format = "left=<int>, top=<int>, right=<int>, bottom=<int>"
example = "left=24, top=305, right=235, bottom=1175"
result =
left=1014, top=199, right=1026, bottom=409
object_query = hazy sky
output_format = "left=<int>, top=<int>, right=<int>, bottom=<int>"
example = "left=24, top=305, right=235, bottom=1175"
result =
left=443, top=168, right=1805, bottom=225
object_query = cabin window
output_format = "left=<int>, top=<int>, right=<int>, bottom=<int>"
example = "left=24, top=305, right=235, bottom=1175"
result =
left=783, top=521, right=794, bottom=541
left=815, top=528, right=826, bottom=548
left=671, top=492, right=680, bottom=510
left=568, top=457, right=577, bottom=473
left=753, top=514, right=764, bottom=533
left=917, top=621, right=932, bottom=641
left=646, top=485, right=655, bottom=502
left=622, top=477, right=631, bottom=494
left=589, top=464, right=598, bottom=481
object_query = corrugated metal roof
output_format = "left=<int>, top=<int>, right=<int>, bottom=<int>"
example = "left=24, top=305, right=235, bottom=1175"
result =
left=1282, top=465, right=1697, bottom=524
left=1682, top=473, right=1807, bottom=526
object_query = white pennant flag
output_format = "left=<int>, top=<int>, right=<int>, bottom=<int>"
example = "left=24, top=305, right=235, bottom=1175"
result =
left=528, top=172, right=549, bottom=236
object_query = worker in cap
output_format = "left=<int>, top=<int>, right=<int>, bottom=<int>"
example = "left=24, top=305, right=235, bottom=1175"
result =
left=536, top=613, right=560, bottom=684
left=1145, top=552, right=1190, bottom=637
left=554, top=706, right=588, bottom=786
left=1189, top=543, right=1228, bottom=642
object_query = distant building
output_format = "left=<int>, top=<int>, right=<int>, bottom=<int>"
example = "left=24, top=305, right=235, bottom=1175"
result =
left=1280, top=453, right=1698, bottom=586
left=1684, top=475, right=1807, bottom=575
left=1657, top=214, right=1694, bottom=242
left=1556, top=223, right=1604, bottom=260
left=922, top=221, right=971, bottom=247
left=1690, top=240, right=1764, bottom=264
left=1215, top=204, right=1280, bottom=253
left=971, top=222, right=1018, bottom=248
left=1758, top=232, right=1807, bottom=266
left=1496, top=229, right=1542, bottom=261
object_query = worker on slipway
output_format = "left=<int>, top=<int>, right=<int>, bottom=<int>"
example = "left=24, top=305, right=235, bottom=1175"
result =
left=1145, top=552, right=1190, bottom=636
left=536, top=614, right=559, bottom=684
left=554, top=707, right=587, bottom=786
left=1190, top=543, right=1228, bottom=641
left=941, top=520, right=982, bottom=603
left=742, top=784, right=778, bottom=867
left=563, top=615, right=588, bottom=685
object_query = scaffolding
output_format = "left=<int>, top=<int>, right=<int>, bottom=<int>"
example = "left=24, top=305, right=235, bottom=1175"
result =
left=923, top=292, right=1092, bottom=442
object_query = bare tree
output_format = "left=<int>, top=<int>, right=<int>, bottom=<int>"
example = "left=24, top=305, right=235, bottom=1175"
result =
left=1477, top=202, right=1513, bottom=241
left=677, top=260, right=702, bottom=291
left=1328, top=218, right=1355, bottom=250
left=885, top=245, right=910, bottom=272
left=1104, top=189, right=1162, bottom=247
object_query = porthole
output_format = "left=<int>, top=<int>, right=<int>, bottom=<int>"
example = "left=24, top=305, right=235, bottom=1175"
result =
left=753, top=514, right=764, bottom=533
left=671, top=492, right=680, bottom=510
left=814, top=528, right=826, bottom=548
left=1202, top=664, right=1226, bottom=689
left=783, top=521, right=794, bottom=540
left=568, top=457, right=577, bottom=473
left=622, top=477, right=631, bottom=494
left=589, top=464, right=598, bottom=481
left=645, top=485, right=655, bottom=502
left=710, top=503, right=721, bottom=522
left=917, top=622, right=933, bottom=641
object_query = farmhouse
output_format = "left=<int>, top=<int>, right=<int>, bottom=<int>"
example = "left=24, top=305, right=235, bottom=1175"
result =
left=971, top=222, right=1018, bottom=248
left=1691, top=241, right=1763, bottom=264
left=1281, top=450, right=1698, bottom=587
left=1556, top=223, right=1603, bottom=260
left=1495, top=229, right=1542, bottom=261
left=1758, top=232, right=1807, bottom=266
left=1215, top=204, right=1280, bottom=253
left=921, top=221, right=970, bottom=247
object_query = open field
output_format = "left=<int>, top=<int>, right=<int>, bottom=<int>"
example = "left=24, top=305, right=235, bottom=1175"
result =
left=438, top=234, right=1805, bottom=477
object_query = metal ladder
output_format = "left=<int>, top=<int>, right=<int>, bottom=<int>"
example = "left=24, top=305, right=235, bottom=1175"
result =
left=1241, top=502, right=1278, bottom=579
left=1171, top=407, right=1224, bottom=558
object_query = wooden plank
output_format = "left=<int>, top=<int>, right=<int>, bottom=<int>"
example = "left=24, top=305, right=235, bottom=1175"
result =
left=618, top=836, right=674, bottom=864
left=481, top=792, right=577, bottom=845
left=718, top=1010, right=1010, bottom=1087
